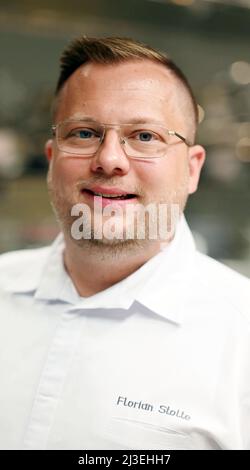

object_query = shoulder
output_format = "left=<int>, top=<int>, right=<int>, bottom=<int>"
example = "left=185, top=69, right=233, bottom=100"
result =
left=194, top=250, right=250, bottom=320
left=0, top=245, right=50, bottom=269
left=195, top=250, right=249, bottom=288
left=0, top=245, right=51, bottom=291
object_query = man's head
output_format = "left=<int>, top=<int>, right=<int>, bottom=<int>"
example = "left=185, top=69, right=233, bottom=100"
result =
left=46, top=36, right=205, bottom=254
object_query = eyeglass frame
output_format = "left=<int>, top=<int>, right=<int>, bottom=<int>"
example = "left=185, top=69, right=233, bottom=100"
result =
left=51, top=119, right=193, bottom=158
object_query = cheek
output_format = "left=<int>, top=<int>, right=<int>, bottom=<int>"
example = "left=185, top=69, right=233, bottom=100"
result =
left=134, top=155, right=188, bottom=195
left=51, top=156, right=90, bottom=186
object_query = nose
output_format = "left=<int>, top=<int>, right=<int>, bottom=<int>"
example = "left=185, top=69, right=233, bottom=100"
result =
left=90, top=129, right=130, bottom=176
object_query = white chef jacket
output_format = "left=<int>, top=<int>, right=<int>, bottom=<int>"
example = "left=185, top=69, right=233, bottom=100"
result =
left=0, top=215, right=249, bottom=450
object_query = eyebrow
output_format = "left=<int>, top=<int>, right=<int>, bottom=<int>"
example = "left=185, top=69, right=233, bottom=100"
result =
left=64, top=115, right=166, bottom=126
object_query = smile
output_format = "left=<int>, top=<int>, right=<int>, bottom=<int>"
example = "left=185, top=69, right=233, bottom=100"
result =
left=85, top=189, right=136, bottom=200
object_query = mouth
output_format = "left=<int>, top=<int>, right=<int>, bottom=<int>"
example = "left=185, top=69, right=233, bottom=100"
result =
left=83, top=189, right=137, bottom=200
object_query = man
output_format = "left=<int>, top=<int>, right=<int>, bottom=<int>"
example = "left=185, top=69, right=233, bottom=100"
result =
left=0, top=37, right=249, bottom=450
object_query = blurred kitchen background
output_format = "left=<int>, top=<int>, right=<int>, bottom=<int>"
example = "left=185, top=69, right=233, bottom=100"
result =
left=0, top=0, right=249, bottom=275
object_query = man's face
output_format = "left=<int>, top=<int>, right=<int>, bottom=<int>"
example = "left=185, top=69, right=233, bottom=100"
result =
left=46, top=59, right=205, bottom=252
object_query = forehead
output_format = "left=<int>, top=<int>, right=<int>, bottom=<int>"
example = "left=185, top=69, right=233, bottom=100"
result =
left=55, top=60, right=183, bottom=125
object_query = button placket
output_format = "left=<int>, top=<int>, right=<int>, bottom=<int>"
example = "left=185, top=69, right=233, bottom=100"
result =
left=23, top=310, right=84, bottom=449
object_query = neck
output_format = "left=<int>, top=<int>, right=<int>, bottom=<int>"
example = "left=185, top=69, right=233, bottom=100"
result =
left=63, top=237, right=165, bottom=297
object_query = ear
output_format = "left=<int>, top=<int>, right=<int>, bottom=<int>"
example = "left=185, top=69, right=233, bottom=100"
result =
left=44, top=139, right=54, bottom=162
left=187, top=144, right=206, bottom=194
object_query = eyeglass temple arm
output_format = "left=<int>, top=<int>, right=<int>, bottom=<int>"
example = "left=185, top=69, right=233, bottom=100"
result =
left=168, top=130, right=192, bottom=147
left=51, top=125, right=56, bottom=137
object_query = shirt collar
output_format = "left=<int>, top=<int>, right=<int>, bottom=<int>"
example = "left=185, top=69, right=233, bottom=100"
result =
left=9, top=215, right=196, bottom=324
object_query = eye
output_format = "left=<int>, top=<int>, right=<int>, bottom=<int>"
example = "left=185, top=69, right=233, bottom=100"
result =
left=132, top=131, right=160, bottom=142
left=70, top=128, right=99, bottom=139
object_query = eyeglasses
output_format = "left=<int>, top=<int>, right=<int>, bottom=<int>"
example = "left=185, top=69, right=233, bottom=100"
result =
left=51, top=119, right=192, bottom=159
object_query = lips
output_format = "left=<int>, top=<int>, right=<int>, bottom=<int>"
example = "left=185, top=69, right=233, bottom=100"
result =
left=82, top=185, right=137, bottom=200
left=80, top=185, right=138, bottom=208
left=84, top=189, right=136, bottom=200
